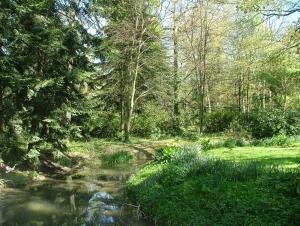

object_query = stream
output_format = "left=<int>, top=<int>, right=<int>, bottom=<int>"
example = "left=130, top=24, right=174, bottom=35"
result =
left=0, top=152, right=152, bottom=226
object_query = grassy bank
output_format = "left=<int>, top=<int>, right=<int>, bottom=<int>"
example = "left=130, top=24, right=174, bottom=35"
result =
left=127, top=145, right=300, bottom=226
left=207, top=146, right=300, bottom=168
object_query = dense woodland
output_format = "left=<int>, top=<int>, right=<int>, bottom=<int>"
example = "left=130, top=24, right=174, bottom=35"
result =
left=0, top=1, right=300, bottom=226
left=0, top=0, right=299, bottom=166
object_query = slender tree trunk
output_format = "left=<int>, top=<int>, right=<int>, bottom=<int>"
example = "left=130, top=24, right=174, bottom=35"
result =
left=123, top=3, right=145, bottom=141
left=282, top=75, right=287, bottom=111
left=238, top=73, right=244, bottom=113
left=172, top=0, right=181, bottom=131
left=0, top=43, right=3, bottom=137
left=199, top=6, right=208, bottom=132
left=207, top=82, right=212, bottom=113
left=0, top=88, right=4, bottom=138
left=246, top=70, right=250, bottom=113
left=124, top=59, right=139, bottom=142
left=120, top=71, right=125, bottom=133
left=262, top=80, right=266, bottom=109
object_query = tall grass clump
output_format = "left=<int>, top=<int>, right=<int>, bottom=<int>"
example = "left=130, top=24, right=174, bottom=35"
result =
left=102, top=151, right=133, bottom=166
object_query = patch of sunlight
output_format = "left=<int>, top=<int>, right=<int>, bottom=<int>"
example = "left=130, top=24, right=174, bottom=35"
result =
left=25, top=200, right=59, bottom=214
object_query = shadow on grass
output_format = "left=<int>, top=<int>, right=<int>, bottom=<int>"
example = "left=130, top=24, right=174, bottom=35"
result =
left=127, top=150, right=300, bottom=226
left=240, top=156, right=300, bottom=167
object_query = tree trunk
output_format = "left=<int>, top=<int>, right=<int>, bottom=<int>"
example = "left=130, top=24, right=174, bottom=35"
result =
left=172, top=0, right=180, bottom=131
left=262, top=80, right=266, bottom=109
left=120, top=71, right=125, bottom=133
left=122, top=1, right=146, bottom=142
left=124, top=62, right=139, bottom=142
left=0, top=88, right=4, bottom=138
left=238, top=73, right=244, bottom=113
left=199, top=6, right=208, bottom=133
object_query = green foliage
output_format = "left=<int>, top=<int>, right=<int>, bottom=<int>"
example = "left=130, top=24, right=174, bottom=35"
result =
left=200, top=139, right=212, bottom=151
left=86, top=112, right=120, bottom=138
left=0, top=179, right=6, bottom=188
left=224, top=138, right=237, bottom=149
left=242, top=109, right=300, bottom=139
left=252, top=134, right=290, bottom=147
left=127, top=146, right=300, bottom=226
left=154, top=146, right=181, bottom=163
left=0, top=0, right=95, bottom=168
left=204, top=110, right=237, bottom=133
left=0, top=0, right=299, bottom=173
left=203, top=108, right=299, bottom=141
left=25, top=148, right=41, bottom=169
left=181, top=130, right=200, bottom=141
left=235, top=138, right=249, bottom=147
left=132, top=102, right=170, bottom=138
left=102, top=151, right=133, bottom=166
left=53, top=150, right=74, bottom=167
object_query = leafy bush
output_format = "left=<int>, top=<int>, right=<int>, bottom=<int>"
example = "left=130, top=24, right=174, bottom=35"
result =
left=235, top=138, right=249, bottom=147
left=224, top=138, right=237, bottom=149
left=204, top=110, right=237, bottom=133
left=269, top=134, right=289, bottom=146
left=200, top=139, right=212, bottom=151
left=252, top=134, right=290, bottom=147
left=241, top=109, right=300, bottom=139
left=227, top=118, right=252, bottom=138
left=182, top=130, right=200, bottom=141
left=86, top=112, right=120, bottom=138
left=132, top=102, right=171, bottom=137
left=0, top=117, right=73, bottom=170
left=154, top=146, right=180, bottom=163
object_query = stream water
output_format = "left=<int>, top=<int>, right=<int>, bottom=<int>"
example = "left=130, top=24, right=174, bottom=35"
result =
left=0, top=154, right=152, bottom=226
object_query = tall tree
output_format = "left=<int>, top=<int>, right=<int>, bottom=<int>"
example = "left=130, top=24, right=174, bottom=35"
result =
left=102, top=0, right=168, bottom=141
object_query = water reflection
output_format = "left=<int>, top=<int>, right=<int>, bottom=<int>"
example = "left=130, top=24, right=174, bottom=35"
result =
left=0, top=160, right=152, bottom=226
left=83, top=192, right=119, bottom=225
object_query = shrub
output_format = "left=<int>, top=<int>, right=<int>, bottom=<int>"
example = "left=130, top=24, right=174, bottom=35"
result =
left=224, top=138, right=237, bottom=149
left=154, top=146, right=180, bottom=163
left=226, top=119, right=251, bottom=139
left=235, top=138, right=249, bottom=147
left=241, top=109, right=300, bottom=139
left=85, top=112, right=120, bottom=138
left=132, top=102, right=171, bottom=137
left=204, top=110, right=237, bottom=133
left=271, top=134, right=289, bottom=146
left=252, top=134, right=290, bottom=147
left=200, top=139, right=212, bottom=151
left=182, top=130, right=200, bottom=141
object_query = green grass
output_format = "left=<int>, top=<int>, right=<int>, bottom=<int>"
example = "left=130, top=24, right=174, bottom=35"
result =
left=68, top=139, right=111, bottom=154
left=127, top=146, right=300, bottom=226
left=206, top=146, right=300, bottom=168
left=102, top=151, right=133, bottom=166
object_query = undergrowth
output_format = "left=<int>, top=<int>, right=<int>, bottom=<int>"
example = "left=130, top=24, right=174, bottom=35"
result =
left=200, top=134, right=300, bottom=151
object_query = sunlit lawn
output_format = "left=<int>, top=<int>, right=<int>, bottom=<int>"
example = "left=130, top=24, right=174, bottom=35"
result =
left=68, top=136, right=300, bottom=169
left=206, top=145, right=300, bottom=168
